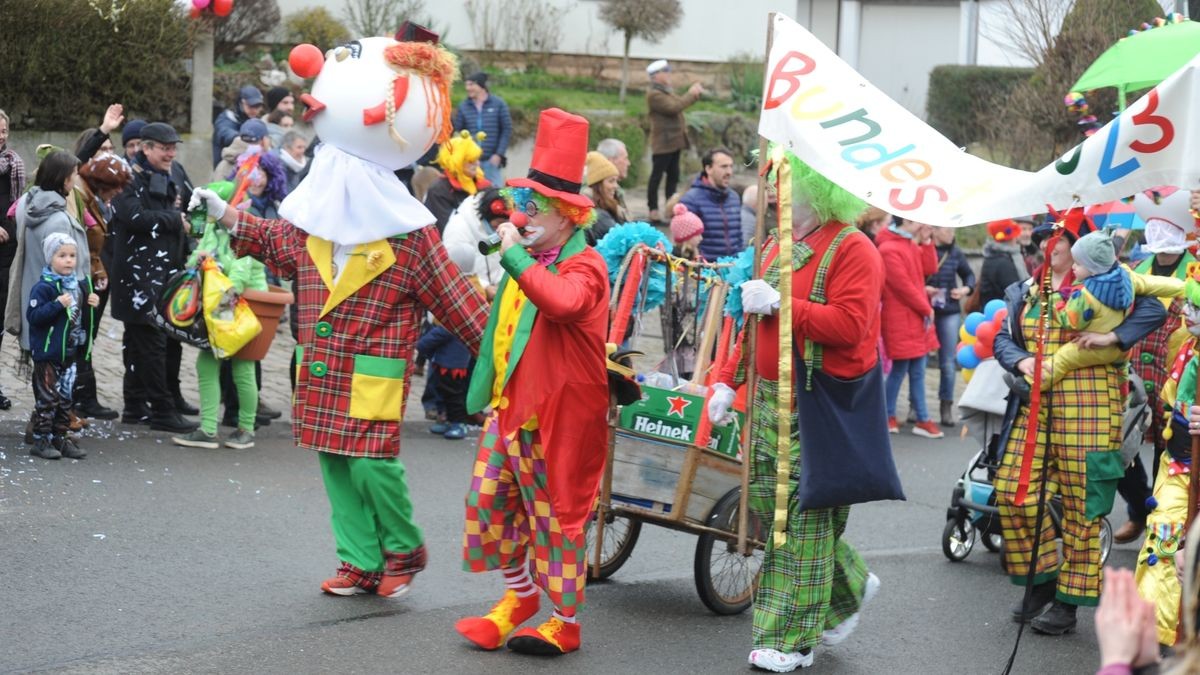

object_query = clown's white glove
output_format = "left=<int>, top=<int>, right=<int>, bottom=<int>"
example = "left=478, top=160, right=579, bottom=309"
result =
left=188, top=187, right=227, bottom=221
left=707, top=382, right=736, bottom=426
left=741, top=279, right=781, bottom=315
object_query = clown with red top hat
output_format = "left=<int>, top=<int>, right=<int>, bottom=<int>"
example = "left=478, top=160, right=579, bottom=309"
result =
left=189, top=26, right=489, bottom=599
left=454, top=108, right=610, bottom=656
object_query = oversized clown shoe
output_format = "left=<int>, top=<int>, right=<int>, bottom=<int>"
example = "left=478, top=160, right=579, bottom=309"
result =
left=189, top=23, right=489, bottom=599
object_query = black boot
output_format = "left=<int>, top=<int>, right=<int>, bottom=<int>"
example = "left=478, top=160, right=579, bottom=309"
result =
left=150, top=411, right=199, bottom=433
left=76, top=399, right=119, bottom=421
left=173, top=395, right=200, bottom=417
left=940, top=400, right=955, bottom=427
left=0, top=387, right=11, bottom=411
left=1031, top=601, right=1077, bottom=635
left=1010, top=580, right=1056, bottom=622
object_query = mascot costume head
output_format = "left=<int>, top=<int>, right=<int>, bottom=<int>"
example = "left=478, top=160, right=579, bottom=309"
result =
left=283, top=23, right=457, bottom=246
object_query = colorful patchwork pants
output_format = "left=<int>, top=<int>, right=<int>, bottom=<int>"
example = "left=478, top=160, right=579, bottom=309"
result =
left=746, top=378, right=868, bottom=652
left=319, top=453, right=427, bottom=576
left=996, top=366, right=1121, bottom=607
left=462, top=413, right=588, bottom=611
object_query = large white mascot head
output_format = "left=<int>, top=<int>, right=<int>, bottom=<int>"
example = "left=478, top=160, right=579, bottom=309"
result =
left=281, top=24, right=456, bottom=245
left=1135, top=187, right=1195, bottom=255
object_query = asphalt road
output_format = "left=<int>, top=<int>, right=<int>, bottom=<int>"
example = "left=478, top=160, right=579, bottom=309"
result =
left=0, top=403, right=1140, bottom=674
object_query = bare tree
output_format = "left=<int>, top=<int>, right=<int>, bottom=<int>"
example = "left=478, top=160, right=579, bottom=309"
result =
left=599, top=0, right=683, bottom=103
left=343, top=0, right=426, bottom=38
left=981, top=0, right=1070, bottom=65
left=213, top=0, right=280, bottom=57
left=983, top=0, right=1165, bottom=169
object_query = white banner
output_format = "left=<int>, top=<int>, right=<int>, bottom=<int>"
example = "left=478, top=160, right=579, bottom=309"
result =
left=758, top=14, right=1200, bottom=227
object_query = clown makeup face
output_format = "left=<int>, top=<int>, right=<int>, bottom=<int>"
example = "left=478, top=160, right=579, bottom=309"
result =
left=1185, top=300, right=1200, bottom=337
left=520, top=198, right=571, bottom=251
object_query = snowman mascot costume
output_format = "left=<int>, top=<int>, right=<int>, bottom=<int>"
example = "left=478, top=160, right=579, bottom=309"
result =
left=192, top=25, right=489, bottom=598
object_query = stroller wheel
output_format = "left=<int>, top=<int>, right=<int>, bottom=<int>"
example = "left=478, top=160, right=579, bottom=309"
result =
left=942, top=518, right=976, bottom=561
left=982, top=532, right=1003, bottom=553
left=1099, top=518, right=1113, bottom=566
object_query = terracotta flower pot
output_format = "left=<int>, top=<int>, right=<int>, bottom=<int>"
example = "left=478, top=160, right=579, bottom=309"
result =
left=235, top=285, right=295, bottom=361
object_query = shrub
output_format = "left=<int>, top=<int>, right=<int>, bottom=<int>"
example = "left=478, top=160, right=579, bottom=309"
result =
left=726, top=53, right=765, bottom=113
left=926, top=65, right=1033, bottom=147
left=0, top=0, right=191, bottom=131
left=285, top=7, right=351, bottom=51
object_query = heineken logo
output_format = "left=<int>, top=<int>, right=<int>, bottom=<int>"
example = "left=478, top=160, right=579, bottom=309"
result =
left=632, top=415, right=693, bottom=442
left=666, top=395, right=691, bottom=417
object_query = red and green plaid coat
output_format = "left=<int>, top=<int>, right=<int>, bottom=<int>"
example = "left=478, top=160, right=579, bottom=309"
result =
left=232, top=211, right=487, bottom=458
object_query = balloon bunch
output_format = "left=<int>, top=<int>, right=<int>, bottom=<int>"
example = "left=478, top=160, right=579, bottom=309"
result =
left=188, top=0, right=234, bottom=19
left=956, top=299, right=1009, bottom=382
left=1063, top=92, right=1102, bottom=137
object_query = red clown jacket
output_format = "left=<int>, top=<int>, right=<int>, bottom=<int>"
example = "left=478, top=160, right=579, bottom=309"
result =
left=232, top=211, right=488, bottom=458
left=466, top=228, right=611, bottom=537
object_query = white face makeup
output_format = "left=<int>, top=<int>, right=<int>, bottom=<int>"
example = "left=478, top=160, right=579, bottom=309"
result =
left=1185, top=301, right=1200, bottom=337
left=518, top=224, right=546, bottom=247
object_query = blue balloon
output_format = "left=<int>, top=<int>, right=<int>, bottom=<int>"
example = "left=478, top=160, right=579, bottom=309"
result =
left=957, top=344, right=982, bottom=369
left=963, top=312, right=986, bottom=336
left=984, top=299, right=1007, bottom=321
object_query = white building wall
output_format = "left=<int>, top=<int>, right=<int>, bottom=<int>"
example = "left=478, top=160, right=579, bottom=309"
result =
left=856, top=2, right=959, bottom=117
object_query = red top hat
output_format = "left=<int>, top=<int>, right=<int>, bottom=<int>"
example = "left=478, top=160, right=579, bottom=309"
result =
left=507, top=108, right=594, bottom=209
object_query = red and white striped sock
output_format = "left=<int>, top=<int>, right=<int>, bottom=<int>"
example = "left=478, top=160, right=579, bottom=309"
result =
left=502, top=565, right=538, bottom=598
left=552, top=608, right=576, bottom=624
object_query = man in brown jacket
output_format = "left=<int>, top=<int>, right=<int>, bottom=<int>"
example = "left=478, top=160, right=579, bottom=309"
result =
left=645, top=59, right=703, bottom=222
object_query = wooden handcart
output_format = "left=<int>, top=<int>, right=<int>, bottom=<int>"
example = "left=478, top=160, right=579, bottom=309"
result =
left=589, top=245, right=764, bottom=615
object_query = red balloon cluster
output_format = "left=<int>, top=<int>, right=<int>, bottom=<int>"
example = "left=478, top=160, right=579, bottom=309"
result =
left=189, top=0, right=233, bottom=19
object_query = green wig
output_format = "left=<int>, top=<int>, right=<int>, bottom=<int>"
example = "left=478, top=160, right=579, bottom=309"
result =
left=765, top=145, right=865, bottom=226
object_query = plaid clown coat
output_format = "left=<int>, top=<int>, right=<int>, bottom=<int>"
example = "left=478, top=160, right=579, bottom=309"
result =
left=232, top=211, right=488, bottom=458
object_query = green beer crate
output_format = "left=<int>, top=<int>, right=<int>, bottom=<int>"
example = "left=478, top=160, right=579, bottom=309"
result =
left=617, top=384, right=744, bottom=460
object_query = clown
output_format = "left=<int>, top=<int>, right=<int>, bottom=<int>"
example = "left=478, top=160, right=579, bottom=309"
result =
left=190, top=26, right=489, bottom=598
left=454, top=108, right=610, bottom=656
left=425, top=129, right=490, bottom=232
left=1136, top=261, right=1200, bottom=646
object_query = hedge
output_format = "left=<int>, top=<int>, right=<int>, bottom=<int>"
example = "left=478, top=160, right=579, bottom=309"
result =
left=0, top=0, right=192, bottom=131
left=926, top=65, right=1033, bottom=147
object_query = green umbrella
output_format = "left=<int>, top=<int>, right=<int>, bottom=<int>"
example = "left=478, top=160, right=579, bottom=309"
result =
left=1072, top=18, right=1200, bottom=109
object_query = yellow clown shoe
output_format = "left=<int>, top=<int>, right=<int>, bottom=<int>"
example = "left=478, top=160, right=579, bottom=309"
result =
left=455, top=590, right=540, bottom=650
left=506, top=616, right=581, bottom=655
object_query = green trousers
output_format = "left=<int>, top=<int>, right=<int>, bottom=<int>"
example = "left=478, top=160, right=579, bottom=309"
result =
left=319, top=453, right=424, bottom=572
left=195, top=351, right=256, bottom=435
left=746, top=378, right=869, bottom=652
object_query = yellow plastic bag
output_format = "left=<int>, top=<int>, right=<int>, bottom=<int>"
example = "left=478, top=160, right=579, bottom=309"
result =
left=201, top=257, right=261, bottom=359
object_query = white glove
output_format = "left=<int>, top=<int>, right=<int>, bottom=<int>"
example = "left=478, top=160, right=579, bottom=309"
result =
left=188, top=187, right=227, bottom=221
left=707, top=382, right=736, bottom=426
left=741, top=279, right=781, bottom=315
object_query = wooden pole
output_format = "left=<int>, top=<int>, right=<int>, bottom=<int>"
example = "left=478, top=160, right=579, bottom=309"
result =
left=737, top=11, right=776, bottom=557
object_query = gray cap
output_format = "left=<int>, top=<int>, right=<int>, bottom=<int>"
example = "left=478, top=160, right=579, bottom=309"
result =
left=140, top=122, right=181, bottom=145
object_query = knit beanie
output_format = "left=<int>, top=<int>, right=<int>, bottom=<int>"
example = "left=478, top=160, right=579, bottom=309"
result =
left=42, top=232, right=75, bottom=263
left=265, top=86, right=290, bottom=112
left=466, top=72, right=489, bottom=90
left=121, top=119, right=147, bottom=148
left=1071, top=230, right=1117, bottom=276
left=670, top=203, right=704, bottom=244
left=585, top=151, right=618, bottom=187
left=987, top=219, right=1021, bottom=243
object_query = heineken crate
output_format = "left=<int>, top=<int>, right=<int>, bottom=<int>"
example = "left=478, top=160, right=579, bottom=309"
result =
left=610, top=384, right=745, bottom=524
left=616, top=385, right=744, bottom=460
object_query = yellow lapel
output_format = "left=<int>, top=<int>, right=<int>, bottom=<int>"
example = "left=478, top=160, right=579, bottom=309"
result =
left=306, top=236, right=397, bottom=318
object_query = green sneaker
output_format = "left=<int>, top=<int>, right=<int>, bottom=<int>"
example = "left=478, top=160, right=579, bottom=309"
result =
left=225, top=429, right=255, bottom=450
left=173, top=429, right=219, bottom=449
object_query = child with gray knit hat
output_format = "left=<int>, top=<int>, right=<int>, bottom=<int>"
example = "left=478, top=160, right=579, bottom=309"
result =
left=1026, top=229, right=1185, bottom=390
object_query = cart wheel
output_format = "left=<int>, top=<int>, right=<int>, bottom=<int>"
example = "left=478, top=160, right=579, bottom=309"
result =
left=694, top=488, right=764, bottom=615
left=1099, top=518, right=1113, bottom=566
left=585, top=512, right=642, bottom=581
left=942, top=518, right=975, bottom=562
left=982, top=531, right=1003, bottom=553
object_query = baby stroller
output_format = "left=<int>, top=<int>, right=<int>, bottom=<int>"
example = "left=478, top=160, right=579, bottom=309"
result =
left=940, top=359, right=1124, bottom=567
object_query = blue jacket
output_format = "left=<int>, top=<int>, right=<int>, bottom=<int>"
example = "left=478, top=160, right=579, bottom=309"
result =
left=991, top=276, right=1166, bottom=456
left=679, top=175, right=743, bottom=260
left=927, top=243, right=975, bottom=316
left=26, top=274, right=93, bottom=363
left=417, top=325, right=471, bottom=370
left=452, top=94, right=513, bottom=160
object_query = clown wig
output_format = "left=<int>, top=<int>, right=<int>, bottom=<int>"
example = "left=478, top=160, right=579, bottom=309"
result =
left=436, top=130, right=486, bottom=195
left=765, top=146, right=865, bottom=225
left=503, top=187, right=597, bottom=228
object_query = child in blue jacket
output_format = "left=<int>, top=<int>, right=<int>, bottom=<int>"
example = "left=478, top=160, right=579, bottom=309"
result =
left=416, top=323, right=473, bottom=440
left=25, top=233, right=98, bottom=460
